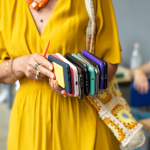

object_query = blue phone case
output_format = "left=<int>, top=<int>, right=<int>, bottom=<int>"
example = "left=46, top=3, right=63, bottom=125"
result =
left=48, top=55, right=72, bottom=94
left=72, top=54, right=95, bottom=96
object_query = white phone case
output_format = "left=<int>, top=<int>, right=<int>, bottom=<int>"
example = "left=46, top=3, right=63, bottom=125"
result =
left=56, top=53, right=79, bottom=97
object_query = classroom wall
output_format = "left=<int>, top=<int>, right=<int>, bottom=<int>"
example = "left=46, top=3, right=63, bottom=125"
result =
left=112, top=0, right=150, bottom=67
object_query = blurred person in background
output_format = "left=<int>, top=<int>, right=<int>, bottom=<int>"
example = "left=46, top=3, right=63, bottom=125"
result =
left=130, top=62, right=150, bottom=94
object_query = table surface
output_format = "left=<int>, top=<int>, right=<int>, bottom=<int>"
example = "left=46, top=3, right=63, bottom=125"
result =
left=116, top=66, right=132, bottom=84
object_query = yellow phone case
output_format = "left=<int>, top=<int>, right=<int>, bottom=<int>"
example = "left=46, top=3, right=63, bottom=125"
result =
left=53, top=62, right=65, bottom=88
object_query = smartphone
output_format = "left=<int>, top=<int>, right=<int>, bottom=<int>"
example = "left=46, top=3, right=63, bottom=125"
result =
left=48, top=55, right=72, bottom=94
left=65, top=53, right=89, bottom=96
left=55, top=53, right=79, bottom=97
left=83, top=51, right=108, bottom=89
left=72, top=63, right=84, bottom=100
left=81, top=50, right=105, bottom=90
left=77, top=71, right=84, bottom=100
left=73, top=64, right=83, bottom=74
left=72, top=54, right=95, bottom=96
left=51, top=54, right=74, bottom=96
left=74, top=57, right=88, bottom=68
left=85, top=56, right=100, bottom=70
left=77, top=53, right=100, bottom=95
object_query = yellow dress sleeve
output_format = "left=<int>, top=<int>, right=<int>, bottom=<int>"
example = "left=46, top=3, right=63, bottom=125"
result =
left=0, top=1, right=10, bottom=64
left=95, top=0, right=122, bottom=64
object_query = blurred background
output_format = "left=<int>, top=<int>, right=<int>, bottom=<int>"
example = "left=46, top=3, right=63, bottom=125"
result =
left=1, top=0, right=150, bottom=150
left=113, top=0, right=150, bottom=67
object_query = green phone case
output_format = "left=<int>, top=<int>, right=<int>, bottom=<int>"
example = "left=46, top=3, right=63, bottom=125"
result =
left=72, top=54, right=95, bottom=96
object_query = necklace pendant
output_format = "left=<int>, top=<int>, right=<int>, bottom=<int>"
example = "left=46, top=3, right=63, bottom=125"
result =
left=38, top=3, right=42, bottom=8
left=27, top=0, right=50, bottom=10
left=27, top=0, right=33, bottom=5
left=30, top=1, right=40, bottom=10
left=39, top=0, right=49, bottom=7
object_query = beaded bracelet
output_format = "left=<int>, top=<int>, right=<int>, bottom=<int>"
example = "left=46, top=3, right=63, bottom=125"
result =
left=6, top=59, right=18, bottom=81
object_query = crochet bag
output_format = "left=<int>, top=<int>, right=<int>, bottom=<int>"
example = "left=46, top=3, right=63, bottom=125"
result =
left=84, top=0, right=145, bottom=149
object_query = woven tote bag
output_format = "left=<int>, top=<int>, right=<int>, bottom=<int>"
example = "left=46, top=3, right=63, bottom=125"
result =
left=84, top=0, right=145, bottom=149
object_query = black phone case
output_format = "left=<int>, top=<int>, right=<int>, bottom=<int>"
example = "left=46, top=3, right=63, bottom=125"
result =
left=78, top=71, right=84, bottom=100
left=86, top=52, right=107, bottom=89
left=48, top=55, right=72, bottom=94
left=65, top=53, right=89, bottom=96
left=74, top=57, right=87, bottom=68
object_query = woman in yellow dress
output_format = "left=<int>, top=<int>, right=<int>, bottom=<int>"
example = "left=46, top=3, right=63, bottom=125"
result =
left=0, top=0, right=122, bottom=149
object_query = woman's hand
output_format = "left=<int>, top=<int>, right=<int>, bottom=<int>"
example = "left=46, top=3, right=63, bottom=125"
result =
left=130, top=69, right=149, bottom=94
left=19, top=53, right=55, bottom=80
left=49, top=78, right=70, bottom=97
left=19, top=53, right=70, bottom=96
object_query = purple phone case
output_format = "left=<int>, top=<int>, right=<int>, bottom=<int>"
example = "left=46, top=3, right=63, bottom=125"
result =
left=81, top=50, right=104, bottom=89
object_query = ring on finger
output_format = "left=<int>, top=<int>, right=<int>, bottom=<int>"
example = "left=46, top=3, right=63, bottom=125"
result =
left=35, top=75, right=38, bottom=80
left=36, top=70, right=40, bottom=77
left=35, top=63, right=39, bottom=70
left=63, top=95, right=66, bottom=97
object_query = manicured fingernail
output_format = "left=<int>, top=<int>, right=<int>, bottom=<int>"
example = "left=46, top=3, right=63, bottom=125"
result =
left=49, top=66, right=52, bottom=70
left=50, top=74, right=53, bottom=79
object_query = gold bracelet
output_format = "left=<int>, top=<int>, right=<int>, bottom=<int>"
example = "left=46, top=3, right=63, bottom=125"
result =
left=11, top=58, right=19, bottom=80
left=6, top=59, right=17, bottom=81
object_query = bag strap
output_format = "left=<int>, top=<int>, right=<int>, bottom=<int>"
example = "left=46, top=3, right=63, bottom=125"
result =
left=84, top=0, right=96, bottom=54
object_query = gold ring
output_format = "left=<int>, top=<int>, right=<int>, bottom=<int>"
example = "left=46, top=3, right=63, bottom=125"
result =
left=36, top=75, right=38, bottom=80
left=35, top=64, right=38, bottom=70
left=36, top=70, right=40, bottom=76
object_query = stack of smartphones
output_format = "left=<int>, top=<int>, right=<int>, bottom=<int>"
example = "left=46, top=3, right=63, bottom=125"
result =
left=48, top=50, right=108, bottom=100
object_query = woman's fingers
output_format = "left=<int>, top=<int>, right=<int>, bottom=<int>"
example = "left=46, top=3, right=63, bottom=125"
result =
left=54, top=80, right=69, bottom=97
left=27, top=73, right=43, bottom=80
left=26, top=63, right=46, bottom=78
left=23, top=53, right=54, bottom=80
left=38, top=73, right=45, bottom=78
left=49, top=78, right=59, bottom=94
left=61, top=90, right=69, bottom=97
left=31, top=54, right=54, bottom=78
left=53, top=80, right=63, bottom=95
left=53, top=80, right=70, bottom=97
left=33, top=53, right=53, bottom=71
left=37, top=65, right=55, bottom=79
left=49, top=79, right=70, bottom=97
left=45, top=54, right=49, bottom=59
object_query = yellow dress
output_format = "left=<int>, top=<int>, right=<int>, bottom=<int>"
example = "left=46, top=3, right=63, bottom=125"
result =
left=0, top=0, right=122, bottom=149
